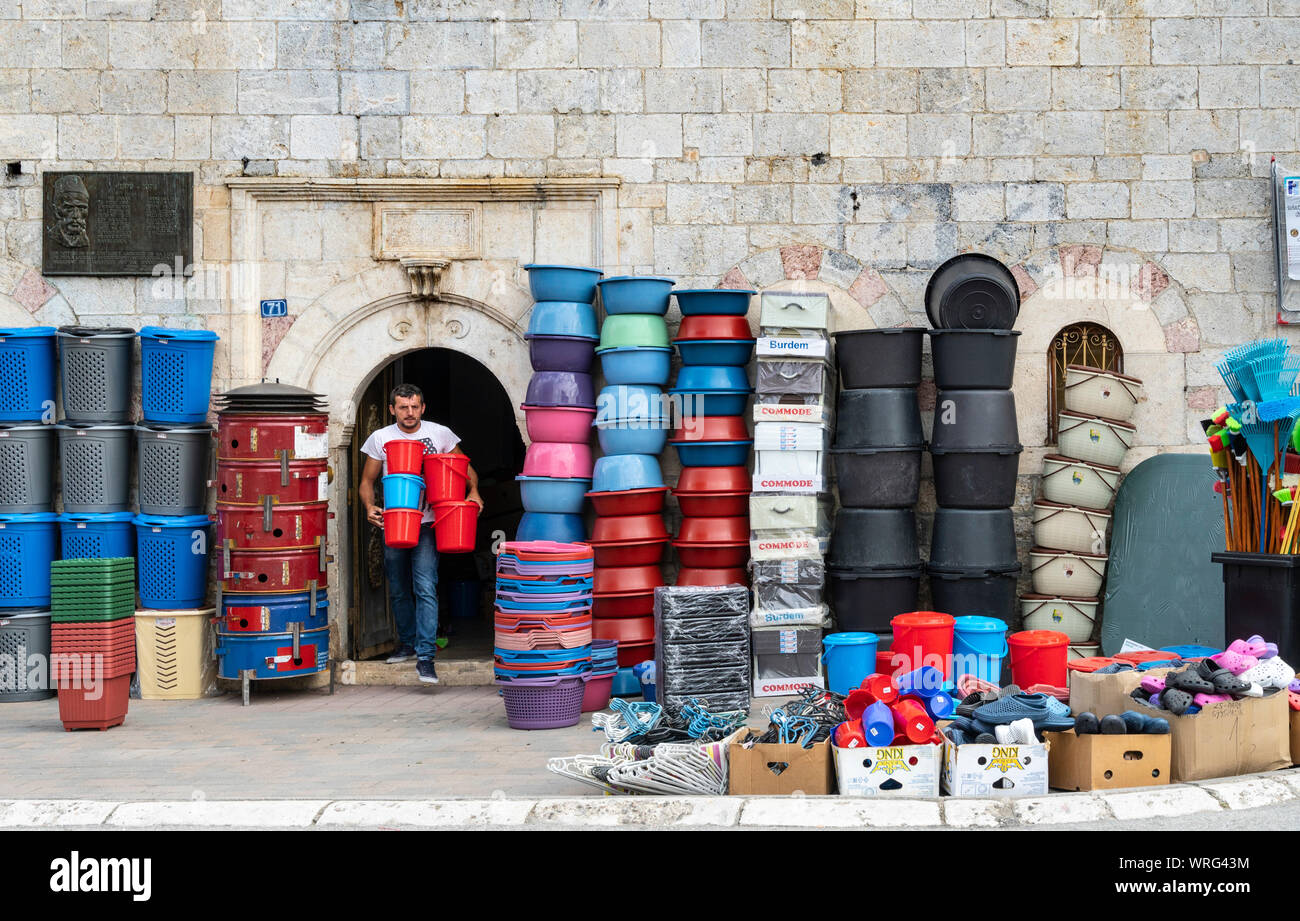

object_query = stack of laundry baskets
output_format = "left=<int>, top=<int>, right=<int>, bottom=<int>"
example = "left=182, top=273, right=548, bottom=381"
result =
left=589, top=275, right=676, bottom=695
left=495, top=540, right=594, bottom=729
left=1025, top=365, right=1143, bottom=658
left=214, top=383, right=332, bottom=698
left=519, top=264, right=602, bottom=544
left=669, top=288, right=755, bottom=588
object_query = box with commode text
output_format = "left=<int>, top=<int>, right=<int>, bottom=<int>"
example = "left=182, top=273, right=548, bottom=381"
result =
left=942, top=739, right=1050, bottom=797
left=833, top=743, right=941, bottom=797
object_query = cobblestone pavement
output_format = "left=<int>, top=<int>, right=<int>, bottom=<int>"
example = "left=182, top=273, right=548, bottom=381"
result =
left=0, top=685, right=628, bottom=799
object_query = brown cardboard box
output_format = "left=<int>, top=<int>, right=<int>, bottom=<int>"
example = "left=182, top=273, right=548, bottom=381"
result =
left=1068, top=668, right=1291, bottom=782
left=1046, top=729, right=1171, bottom=791
left=1290, top=710, right=1300, bottom=766
left=728, top=736, right=835, bottom=795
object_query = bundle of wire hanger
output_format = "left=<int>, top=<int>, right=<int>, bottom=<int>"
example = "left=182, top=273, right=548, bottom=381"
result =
left=742, top=686, right=847, bottom=749
left=592, top=696, right=747, bottom=744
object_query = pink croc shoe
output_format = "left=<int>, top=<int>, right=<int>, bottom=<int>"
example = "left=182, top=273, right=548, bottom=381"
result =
left=1229, top=637, right=1269, bottom=658
left=1211, top=650, right=1258, bottom=675
left=1140, top=675, right=1167, bottom=695
left=1193, top=693, right=1233, bottom=708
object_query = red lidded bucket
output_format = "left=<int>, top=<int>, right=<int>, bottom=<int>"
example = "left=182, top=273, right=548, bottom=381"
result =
left=889, top=611, right=955, bottom=681
left=1008, top=629, right=1069, bottom=688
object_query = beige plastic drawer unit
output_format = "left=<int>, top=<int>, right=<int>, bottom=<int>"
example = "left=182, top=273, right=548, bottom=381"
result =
left=759, top=291, right=830, bottom=333
left=749, top=494, right=832, bottom=533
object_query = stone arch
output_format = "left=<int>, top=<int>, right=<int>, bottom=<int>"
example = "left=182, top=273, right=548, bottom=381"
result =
left=1008, top=245, right=1191, bottom=460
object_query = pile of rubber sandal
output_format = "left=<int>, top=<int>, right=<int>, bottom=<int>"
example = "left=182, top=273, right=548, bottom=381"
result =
left=1072, top=710, right=1168, bottom=734
left=1128, top=635, right=1294, bottom=716
left=943, top=683, right=1076, bottom=745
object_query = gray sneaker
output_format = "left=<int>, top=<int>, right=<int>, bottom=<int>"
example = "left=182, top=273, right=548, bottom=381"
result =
left=386, top=643, right=416, bottom=664
left=416, top=658, right=439, bottom=685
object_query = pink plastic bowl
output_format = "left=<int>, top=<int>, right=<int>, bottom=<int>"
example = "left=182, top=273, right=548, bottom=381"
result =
left=522, top=404, right=597, bottom=444
left=523, top=442, right=595, bottom=479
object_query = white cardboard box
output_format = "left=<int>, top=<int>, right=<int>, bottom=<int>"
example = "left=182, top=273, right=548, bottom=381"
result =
left=834, top=743, right=943, bottom=797
left=941, top=738, right=1051, bottom=798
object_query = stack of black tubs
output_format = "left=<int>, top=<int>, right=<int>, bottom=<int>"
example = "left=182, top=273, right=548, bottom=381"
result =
left=925, top=255, right=1023, bottom=620
left=827, top=328, right=925, bottom=631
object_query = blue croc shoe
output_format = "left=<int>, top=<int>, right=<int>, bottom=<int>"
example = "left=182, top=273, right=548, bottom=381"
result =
left=974, top=693, right=1075, bottom=731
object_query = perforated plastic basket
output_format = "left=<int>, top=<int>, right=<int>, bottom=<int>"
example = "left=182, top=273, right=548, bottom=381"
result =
left=57, top=423, right=132, bottom=513
left=133, top=514, right=211, bottom=609
left=0, top=607, right=53, bottom=701
left=0, top=424, right=54, bottom=513
left=0, top=513, right=58, bottom=607
left=135, top=424, right=212, bottom=515
left=0, top=328, right=56, bottom=423
left=139, top=327, right=218, bottom=424
left=57, top=327, right=136, bottom=423
left=498, top=675, right=586, bottom=729
left=58, top=513, right=135, bottom=560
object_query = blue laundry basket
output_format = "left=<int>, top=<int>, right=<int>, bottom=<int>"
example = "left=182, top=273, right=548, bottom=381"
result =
left=0, top=328, right=57, bottom=423
left=133, top=513, right=211, bottom=609
left=58, top=512, right=136, bottom=560
left=0, top=512, right=59, bottom=606
left=139, top=326, right=219, bottom=424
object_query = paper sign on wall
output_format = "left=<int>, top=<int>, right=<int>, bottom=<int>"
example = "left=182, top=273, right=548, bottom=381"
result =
left=1286, top=176, right=1300, bottom=280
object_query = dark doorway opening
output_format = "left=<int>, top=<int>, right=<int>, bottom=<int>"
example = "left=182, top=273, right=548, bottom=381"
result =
left=350, top=348, right=525, bottom=663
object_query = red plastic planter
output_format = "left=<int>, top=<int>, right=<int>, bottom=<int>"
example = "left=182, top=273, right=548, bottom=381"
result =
left=58, top=674, right=130, bottom=730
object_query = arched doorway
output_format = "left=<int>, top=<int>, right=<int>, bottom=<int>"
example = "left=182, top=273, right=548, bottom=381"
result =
left=350, top=348, right=525, bottom=663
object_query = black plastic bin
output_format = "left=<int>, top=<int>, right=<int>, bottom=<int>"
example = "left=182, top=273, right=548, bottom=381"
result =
left=930, top=508, right=1018, bottom=571
left=1212, top=552, right=1300, bottom=667
left=828, top=565, right=923, bottom=632
left=930, top=447, right=1023, bottom=508
left=927, top=329, right=1021, bottom=390
left=927, top=564, right=1021, bottom=621
left=832, top=329, right=924, bottom=388
left=837, top=388, right=922, bottom=447
left=831, top=447, right=922, bottom=508
left=829, top=508, right=919, bottom=570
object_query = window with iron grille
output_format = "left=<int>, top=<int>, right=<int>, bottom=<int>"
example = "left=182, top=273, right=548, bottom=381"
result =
left=1048, top=322, right=1123, bottom=442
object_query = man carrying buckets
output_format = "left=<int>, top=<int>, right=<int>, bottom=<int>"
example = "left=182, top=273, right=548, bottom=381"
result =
left=359, top=383, right=484, bottom=685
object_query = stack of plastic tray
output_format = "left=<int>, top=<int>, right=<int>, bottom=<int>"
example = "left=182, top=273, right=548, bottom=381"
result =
left=653, top=583, right=750, bottom=715
left=50, top=557, right=135, bottom=730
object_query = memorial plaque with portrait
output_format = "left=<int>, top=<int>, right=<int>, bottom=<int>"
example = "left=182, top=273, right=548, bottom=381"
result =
left=42, top=171, right=193, bottom=276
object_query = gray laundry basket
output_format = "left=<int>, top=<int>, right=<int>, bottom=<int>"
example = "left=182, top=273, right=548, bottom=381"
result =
left=57, top=327, right=136, bottom=423
left=136, top=423, right=212, bottom=515
left=0, top=423, right=54, bottom=513
left=57, top=422, right=132, bottom=513
left=0, top=607, right=54, bottom=701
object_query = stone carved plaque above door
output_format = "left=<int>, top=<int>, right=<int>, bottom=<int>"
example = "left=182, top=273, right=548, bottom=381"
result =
left=372, top=204, right=480, bottom=261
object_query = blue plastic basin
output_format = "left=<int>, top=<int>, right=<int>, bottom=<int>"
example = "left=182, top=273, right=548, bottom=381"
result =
left=516, top=512, right=586, bottom=543
left=526, top=301, right=600, bottom=340
left=675, top=339, right=756, bottom=367
left=595, top=420, right=669, bottom=456
left=523, top=265, right=603, bottom=304
left=591, top=454, right=665, bottom=492
left=673, top=289, right=755, bottom=316
left=597, top=276, right=675, bottom=316
left=595, top=384, right=668, bottom=426
left=668, top=390, right=752, bottom=416
left=597, top=346, right=672, bottom=386
left=671, top=440, right=753, bottom=467
left=516, top=475, right=592, bottom=514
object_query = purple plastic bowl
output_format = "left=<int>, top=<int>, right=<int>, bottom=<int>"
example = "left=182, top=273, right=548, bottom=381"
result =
left=529, top=335, right=596, bottom=373
left=526, top=370, right=596, bottom=408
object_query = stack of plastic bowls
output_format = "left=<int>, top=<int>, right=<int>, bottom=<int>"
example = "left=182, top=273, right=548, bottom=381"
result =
left=597, top=311, right=672, bottom=387
left=582, top=637, right=620, bottom=711
left=519, top=265, right=602, bottom=544
left=495, top=540, right=595, bottom=729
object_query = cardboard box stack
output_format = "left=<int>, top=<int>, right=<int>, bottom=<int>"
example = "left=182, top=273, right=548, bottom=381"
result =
left=749, top=291, right=835, bottom=698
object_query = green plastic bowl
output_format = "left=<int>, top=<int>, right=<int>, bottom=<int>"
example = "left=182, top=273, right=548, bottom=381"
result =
left=598, top=314, right=670, bottom=350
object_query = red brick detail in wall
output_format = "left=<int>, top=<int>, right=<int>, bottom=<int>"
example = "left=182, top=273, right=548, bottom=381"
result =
left=1010, top=264, right=1037, bottom=302
left=718, top=266, right=750, bottom=289
left=1187, top=386, right=1220, bottom=411
left=1133, top=262, right=1170, bottom=302
left=1163, top=316, right=1200, bottom=353
left=12, top=270, right=56, bottom=314
left=848, top=268, right=888, bottom=308
left=780, top=245, right=822, bottom=280
left=1059, top=244, right=1103, bottom=278
left=262, top=315, right=297, bottom=375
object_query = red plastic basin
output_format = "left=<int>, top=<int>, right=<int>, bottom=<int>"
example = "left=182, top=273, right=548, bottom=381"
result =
left=672, top=541, right=749, bottom=568
left=676, top=567, right=748, bottom=587
left=593, top=616, right=654, bottom=656
left=675, top=466, right=749, bottom=493
left=591, top=513, right=669, bottom=544
left=677, top=516, right=749, bottom=544
left=674, top=491, right=749, bottom=517
left=676, top=315, right=753, bottom=341
left=585, top=487, right=668, bottom=517
left=669, top=415, right=749, bottom=443
left=586, top=538, right=667, bottom=567
left=593, top=565, right=664, bottom=595
left=591, top=591, right=656, bottom=618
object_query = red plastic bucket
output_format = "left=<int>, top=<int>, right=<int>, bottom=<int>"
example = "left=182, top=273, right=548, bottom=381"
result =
left=432, top=500, right=478, bottom=553
left=1008, top=629, right=1069, bottom=688
left=384, top=508, right=422, bottom=549
left=385, top=440, right=425, bottom=476
left=424, top=453, right=470, bottom=504
left=890, top=611, right=955, bottom=681
left=891, top=697, right=934, bottom=744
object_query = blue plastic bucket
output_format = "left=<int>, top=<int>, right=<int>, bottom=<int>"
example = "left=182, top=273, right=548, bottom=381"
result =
left=139, top=326, right=219, bottom=424
left=951, top=615, right=1009, bottom=685
left=0, top=512, right=59, bottom=606
left=58, top=512, right=135, bottom=560
left=0, top=328, right=56, bottom=422
left=133, top=513, right=211, bottom=609
left=822, top=631, right=878, bottom=696
left=447, top=579, right=481, bottom=619
left=382, top=473, right=425, bottom=510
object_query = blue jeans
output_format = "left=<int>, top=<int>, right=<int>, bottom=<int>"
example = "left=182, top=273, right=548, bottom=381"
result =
left=384, top=526, right=439, bottom=659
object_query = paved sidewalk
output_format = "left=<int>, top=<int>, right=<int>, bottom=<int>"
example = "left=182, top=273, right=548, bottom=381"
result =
left=0, top=685, right=617, bottom=799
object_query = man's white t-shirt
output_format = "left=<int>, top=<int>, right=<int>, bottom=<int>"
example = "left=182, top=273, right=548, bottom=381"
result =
left=361, top=421, right=461, bottom=523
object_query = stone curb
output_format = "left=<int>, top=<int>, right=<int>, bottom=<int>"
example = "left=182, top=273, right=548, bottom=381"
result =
left=4, top=768, right=1297, bottom=829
